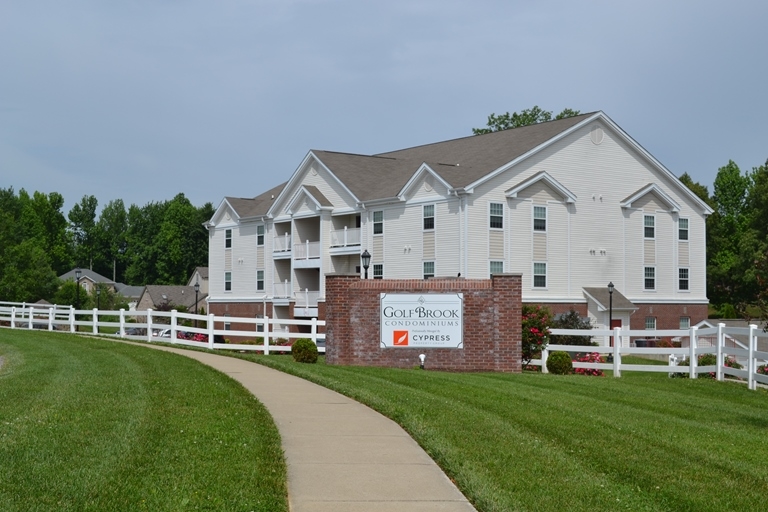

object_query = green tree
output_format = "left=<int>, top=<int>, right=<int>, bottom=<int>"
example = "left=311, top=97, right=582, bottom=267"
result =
left=0, top=240, right=60, bottom=302
left=472, top=106, right=581, bottom=135
left=68, top=195, right=99, bottom=269
left=94, top=199, right=128, bottom=282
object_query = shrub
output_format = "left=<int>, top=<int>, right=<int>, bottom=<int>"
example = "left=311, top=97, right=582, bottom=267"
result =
left=758, top=364, right=768, bottom=376
left=546, top=351, right=573, bottom=375
left=574, top=352, right=604, bottom=376
left=674, top=354, right=742, bottom=379
left=291, top=338, right=318, bottom=363
left=521, top=304, right=552, bottom=366
left=550, top=309, right=595, bottom=346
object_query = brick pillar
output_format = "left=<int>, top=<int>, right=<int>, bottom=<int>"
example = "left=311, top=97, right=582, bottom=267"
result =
left=492, top=274, right=522, bottom=372
left=324, top=274, right=359, bottom=365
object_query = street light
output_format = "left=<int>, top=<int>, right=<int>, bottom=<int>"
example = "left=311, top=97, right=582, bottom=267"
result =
left=608, top=281, right=614, bottom=348
left=361, top=249, right=371, bottom=279
left=75, top=268, right=82, bottom=311
left=194, top=279, right=200, bottom=328
left=96, top=286, right=101, bottom=310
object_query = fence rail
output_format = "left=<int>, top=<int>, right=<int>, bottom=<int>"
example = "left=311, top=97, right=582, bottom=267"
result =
left=0, top=302, right=325, bottom=355
left=541, top=325, right=768, bottom=390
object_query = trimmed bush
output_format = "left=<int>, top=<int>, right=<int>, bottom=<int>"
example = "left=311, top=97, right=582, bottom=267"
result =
left=291, top=338, right=318, bottom=363
left=546, top=351, right=573, bottom=375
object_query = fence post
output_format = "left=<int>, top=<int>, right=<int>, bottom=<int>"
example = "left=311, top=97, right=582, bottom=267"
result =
left=92, top=309, right=98, bottom=334
left=119, top=309, right=126, bottom=337
left=70, top=306, right=75, bottom=333
left=147, top=309, right=153, bottom=342
left=208, top=314, right=215, bottom=349
left=311, top=317, right=318, bottom=346
left=171, top=309, right=177, bottom=343
left=613, top=327, right=621, bottom=377
left=48, top=307, right=54, bottom=331
left=748, top=324, right=757, bottom=391
left=541, top=347, right=549, bottom=373
left=263, top=315, right=270, bottom=355
left=716, top=323, right=725, bottom=381
left=689, top=326, right=698, bottom=379
left=10, top=307, right=15, bottom=329
left=28, top=306, right=34, bottom=330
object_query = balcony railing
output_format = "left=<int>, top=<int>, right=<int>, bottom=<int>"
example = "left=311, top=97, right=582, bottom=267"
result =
left=330, top=227, right=361, bottom=248
left=294, top=240, right=321, bottom=260
left=273, top=233, right=292, bottom=252
left=273, top=281, right=292, bottom=298
left=296, top=289, right=320, bottom=307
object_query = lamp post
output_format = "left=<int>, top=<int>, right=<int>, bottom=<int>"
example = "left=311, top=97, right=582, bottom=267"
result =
left=361, top=249, right=371, bottom=279
left=75, top=268, right=82, bottom=311
left=608, top=281, right=614, bottom=348
left=96, top=286, right=101, bottom=310
left=194, top=279, right=200, bottom=328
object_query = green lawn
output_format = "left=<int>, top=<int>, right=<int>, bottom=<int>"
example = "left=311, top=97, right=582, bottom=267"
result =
left=0, top=329, right=287, bottom=512
left=254, top=354, right=768, bottom=512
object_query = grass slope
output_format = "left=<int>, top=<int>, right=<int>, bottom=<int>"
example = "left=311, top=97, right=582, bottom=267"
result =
left=0, top=329, right=287, bottom=512
left=255, top=355, right=768, bottom=512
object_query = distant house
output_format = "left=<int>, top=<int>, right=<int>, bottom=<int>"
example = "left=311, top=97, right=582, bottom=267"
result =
left=187, top=266, right=209, bottom=296
left=114, top=284, right=145, bottom=311
left=136, top=285, right=207, bottom=314
left=59, top=268, right=115, bottom=295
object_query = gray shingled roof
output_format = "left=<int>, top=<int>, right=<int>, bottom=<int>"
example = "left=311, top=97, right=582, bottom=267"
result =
left=226, top=182, right=286, bottom=218
left=302, top=185, right=333, bottom=207
left=59, top=268, right=114, bottom=284
left=143, top=285, right=202, bottom=309
left=193, top=266, right=209, bottom=279
left=583, top=287, right=637, bottom=311
left=310, top=113, right=594, bottom=202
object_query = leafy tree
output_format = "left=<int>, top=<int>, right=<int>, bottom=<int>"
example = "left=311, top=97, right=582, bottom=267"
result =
left=94, top=199, right=128, bottom=282
left=68, top=195, right=99, bottom=269
left=550, top=309, right=594, bottom=346
left=679, top=173, right=713, bottom=207
left=472, top=106, right=581, bottom=135
left=0, top=240, right=60, bottom=302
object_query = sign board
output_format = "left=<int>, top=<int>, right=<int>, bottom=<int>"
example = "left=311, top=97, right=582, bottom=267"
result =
left=380, top=293, right=463, bottom=348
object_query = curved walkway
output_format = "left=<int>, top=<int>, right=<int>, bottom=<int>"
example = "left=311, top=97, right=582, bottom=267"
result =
left=138, top=344, right=476, bottom=512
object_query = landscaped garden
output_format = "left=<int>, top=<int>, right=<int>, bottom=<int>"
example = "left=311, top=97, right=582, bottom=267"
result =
left=0, top=329, right=287, bottom=512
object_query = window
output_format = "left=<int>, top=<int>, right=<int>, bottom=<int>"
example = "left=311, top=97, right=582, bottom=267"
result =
left=257, top=225, right=264, bottom=246
left=644, top=215, right=655, bottom=239
left=490, top=261, right=504, bottom=277
left=256, top=270, right=264, bottom=291
left=373, top=264, right=383, bottom=279
left=423, top=261, right=435, bottom=279
left=644, top=266, right=655, bottom=290
left=533, top=206, right=547, bottom=232
left=680, top=317, right=690, bottom=329
left=256, top=314, right=264, bottom=332
left=225, top=229, right=232, bottom=248
left=645, top=316, right=656, bottom=330
left=533, top=262, right=547, bottom=288
left=679, top=267, right=689, bottom=291
left=225, top=271, right=232, bottom=291
left=224, top=314, right=231, bottom=331
left=678, top=218, right=688, bottom=241
left=423, top=204, right=435, bottom=230
left=489, top=203, right=503, bottom=229
left=373, top=211, right=383, bottom=235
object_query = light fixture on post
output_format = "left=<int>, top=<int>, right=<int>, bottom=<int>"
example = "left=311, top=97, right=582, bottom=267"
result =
left=194, top=279, right=200, bottom=328
left=608, top=281, right=614, bottom=348
left=419, top=353, right=426, bottom=370
left=361, top=249, right=371, bottom=279
left=96, top=286, right=101, bottom=310
left=75, top=268, right=82, bottom=311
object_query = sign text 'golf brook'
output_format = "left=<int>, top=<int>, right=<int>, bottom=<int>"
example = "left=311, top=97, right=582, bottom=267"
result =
left=380, top=293, right=463, bottom=348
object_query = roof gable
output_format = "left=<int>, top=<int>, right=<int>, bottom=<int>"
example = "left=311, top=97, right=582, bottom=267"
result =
left=284, top=185, right=334, bottom=216
left=505, top=171, right=577, bottom=203
left=621, top=183, right=681, bottom=213
left=397, top=164, right=453, bottom=202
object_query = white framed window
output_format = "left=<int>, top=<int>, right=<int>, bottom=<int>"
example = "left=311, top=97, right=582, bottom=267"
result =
left=678, top=218, right=688, bottom=241
left=533, top=206, right=547, bottom=232
left=256, top=270, right=264, bottom=291
left=423, top=261, right=435, bottom=279
left=489, top=203, right=504, bottom=229
left=257, top=225, right=264, bottom=246
left=225, top=229, right=232, bottom=248
left=225, top=271, right=232, bottom=291
left=678, top=267, right=689, bottom=291
left=644, top=266, right=655, bottom=290
left=489, top=260, right=504, bottom=277
left=645, top=316, right=656, bottom=330
left=533, top=262, right=546, bottom=288
left=373, top=211, right=383, bottom=235
left=680, top=316, right=690, bottom=329
left=423, top=204, right=435, bottom=230
left=644, top=215, right=655, bottom=239
left=224, top=314, right=231, bottom=331
left=373, top=264, right=383, bottom=279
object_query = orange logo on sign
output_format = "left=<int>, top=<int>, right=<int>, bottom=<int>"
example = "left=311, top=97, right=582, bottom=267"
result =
left=393, top=330, right=409, bottom=346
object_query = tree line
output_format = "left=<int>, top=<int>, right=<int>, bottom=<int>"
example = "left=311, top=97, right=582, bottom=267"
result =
left=0, top=188, right=213, bottom=303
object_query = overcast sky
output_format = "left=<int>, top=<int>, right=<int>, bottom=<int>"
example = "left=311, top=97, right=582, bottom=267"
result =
left=2, top=0, right=766, bottom=215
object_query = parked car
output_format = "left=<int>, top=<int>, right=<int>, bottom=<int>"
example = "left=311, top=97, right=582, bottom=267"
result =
left=152, top=328, right=171, bottom=338
left=125, top=327, right=144, bottom=336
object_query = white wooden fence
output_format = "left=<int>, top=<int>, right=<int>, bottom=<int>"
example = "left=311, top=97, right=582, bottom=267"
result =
left=539, top=325, right=768, bottom=390
left=0, top=302, right=325, bottom=354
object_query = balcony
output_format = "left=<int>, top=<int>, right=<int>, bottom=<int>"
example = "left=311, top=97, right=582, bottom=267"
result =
left=329, top=227, right=362, bottom=256
left=273, top=281, right=292, bottom=299
left=273, top=233, right=292, bottom=259
left=294, top=288, right=320, bottom=318
left=294, top=240, right=321, bottom=268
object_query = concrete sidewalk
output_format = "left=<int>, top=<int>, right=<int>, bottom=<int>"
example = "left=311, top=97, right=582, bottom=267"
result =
left=139, top=344, right=476, bottom=512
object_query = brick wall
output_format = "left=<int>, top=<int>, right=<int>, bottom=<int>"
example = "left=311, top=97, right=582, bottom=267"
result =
left=324, top=274, right=522, bottom=372
left=631, top=303, right=708, bottom=331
